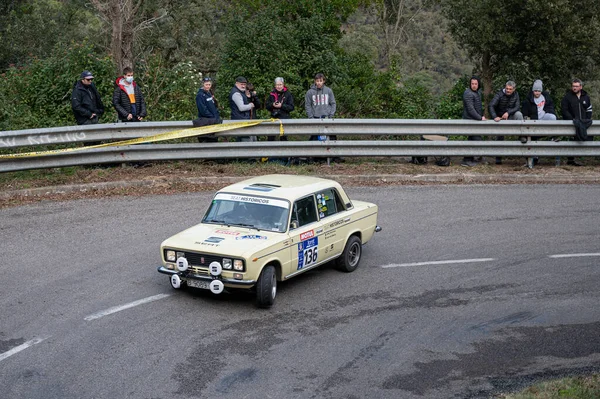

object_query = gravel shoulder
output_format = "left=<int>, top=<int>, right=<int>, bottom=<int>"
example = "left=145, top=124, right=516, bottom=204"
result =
left=2, top=157, right=600, bottom=208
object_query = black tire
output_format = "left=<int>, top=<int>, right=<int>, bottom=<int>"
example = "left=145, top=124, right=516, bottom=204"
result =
left=336, top=235, right=362, bottom=272
left=256, top=265, right=277, bottom=308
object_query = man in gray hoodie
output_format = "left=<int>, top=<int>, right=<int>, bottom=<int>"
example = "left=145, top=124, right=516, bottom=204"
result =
left=305, top=73, right=337, bottom=141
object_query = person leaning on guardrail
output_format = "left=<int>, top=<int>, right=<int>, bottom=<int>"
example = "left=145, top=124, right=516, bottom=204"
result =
left=71, top=70, right=105, bottom=146
left=112, top=66, right=147, bottom=124
left=561, top=78, right=593, bottom=166
left=194, top=76, right=222, bottom=143
left=229, top=76, right=257, bottom=142
left=305, top=73, right=343, bottom=163
left=489, top=80, right=523, bottom=165
left=461, top=76, right=486, bottom=167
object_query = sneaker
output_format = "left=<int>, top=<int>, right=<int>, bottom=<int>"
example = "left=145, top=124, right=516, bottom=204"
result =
left=461, top=161, right=477, bottom=167
left=495, top=157, right=503, bottom=165
left=567, top=160, right=583, bottom=166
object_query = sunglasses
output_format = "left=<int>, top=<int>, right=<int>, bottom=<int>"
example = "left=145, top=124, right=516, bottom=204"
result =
left=84, top=78, right=94, bottom=81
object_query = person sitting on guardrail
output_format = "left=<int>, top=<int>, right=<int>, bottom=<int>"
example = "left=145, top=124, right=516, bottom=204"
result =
left=194, top=76, right=221, bottom=143
left=461, top=76, right=486, bottom=167
left=489, top=80, right=523, bottom=165
left=112, top=66, right=147, bottom=123
left=561, top=78, right=593, bottom=166
left=520, top=80, right=557, bottom=167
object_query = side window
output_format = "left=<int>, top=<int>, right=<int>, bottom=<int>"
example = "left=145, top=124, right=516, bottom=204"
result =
left=292, top=196, right=318, bottom=228
left=316, top=188, right=346, bottom=219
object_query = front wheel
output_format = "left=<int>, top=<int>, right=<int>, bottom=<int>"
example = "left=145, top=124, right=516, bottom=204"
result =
left=256, top=265, right=277, bottom=308
left=336, top=235, right=362, bottom=272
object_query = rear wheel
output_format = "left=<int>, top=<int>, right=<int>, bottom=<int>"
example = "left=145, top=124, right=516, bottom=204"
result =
left=336, top=235, right=362, bottom=272
left=256, top=265, right=277, bottom=308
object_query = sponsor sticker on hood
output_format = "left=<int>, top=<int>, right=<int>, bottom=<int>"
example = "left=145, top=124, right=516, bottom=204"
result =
left=236, top=235, right=268, bottom=240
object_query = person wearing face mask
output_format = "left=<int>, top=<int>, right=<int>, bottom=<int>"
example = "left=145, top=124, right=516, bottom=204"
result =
left=112, top=66, right=147, bottom=122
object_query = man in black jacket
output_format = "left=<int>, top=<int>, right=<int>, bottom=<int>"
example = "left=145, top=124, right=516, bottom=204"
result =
left=461, top=76, right=486, bottom=166
left=489, top=80, right=523, bottom=164
left=561, top=78, right=593, bottom=166
left=112, top=67, right=147, bottom=123
left=71, top=70, right=104, bottom=126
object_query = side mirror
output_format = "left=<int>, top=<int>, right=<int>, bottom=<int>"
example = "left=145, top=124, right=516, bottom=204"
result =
left=290, top=220, right=299, bottom=230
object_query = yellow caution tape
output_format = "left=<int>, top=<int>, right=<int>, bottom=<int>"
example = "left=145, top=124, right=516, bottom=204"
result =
left=0, top=118, right=284, bottom=159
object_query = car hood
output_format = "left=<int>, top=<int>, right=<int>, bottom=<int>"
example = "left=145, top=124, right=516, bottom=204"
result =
left=161, top=223, right=284, bottom=257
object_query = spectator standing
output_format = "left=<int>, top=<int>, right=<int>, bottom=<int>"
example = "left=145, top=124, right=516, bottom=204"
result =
left=305, top=73, right=337, bottom=141
left=71, top=70, right=104, bottom=147
left=112, top=66, right=147, bottom=123
left=229, top=76, right=256, bottom=142
left=72, top=70, right=104, bottom=126
left=266, top=77, right=294, bottom=141
left=245, top=82, right=261, bottom=120
left=461, top=76, right=486, bottom=167
left=194, top=76, right=221, bottom=143
left=489, top=80, right=523, bottom=164
left=561, top=78, right=593, bottom=166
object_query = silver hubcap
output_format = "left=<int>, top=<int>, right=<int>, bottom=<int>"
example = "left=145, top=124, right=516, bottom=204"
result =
left=349, top=242, right=361, bottom=267
left=271, top=274, right=277, bottom=299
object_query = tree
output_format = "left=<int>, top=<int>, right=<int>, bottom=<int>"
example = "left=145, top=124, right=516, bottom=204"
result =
left=89, top=0, right=167, bottom=72
left=441, top=0, right=600, bottom=106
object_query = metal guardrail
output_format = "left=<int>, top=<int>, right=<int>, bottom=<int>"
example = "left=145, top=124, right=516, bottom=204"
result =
left=0, top=119, right=598, bottom=172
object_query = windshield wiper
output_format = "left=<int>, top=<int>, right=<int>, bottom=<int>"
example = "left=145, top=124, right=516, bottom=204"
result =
left=205, top=219, right=229, bottom=226
left=231, top=222, right=261, bottom=231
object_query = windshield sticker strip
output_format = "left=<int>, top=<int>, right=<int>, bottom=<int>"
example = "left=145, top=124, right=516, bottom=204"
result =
left=215, top=193, right=289, bottom=209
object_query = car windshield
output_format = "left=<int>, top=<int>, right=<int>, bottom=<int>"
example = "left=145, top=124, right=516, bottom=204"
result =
left=202, top=193, right=290, bottom=233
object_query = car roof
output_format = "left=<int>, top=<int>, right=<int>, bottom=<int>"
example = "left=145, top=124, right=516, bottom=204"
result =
left=218, top=174, right=344, bottom=201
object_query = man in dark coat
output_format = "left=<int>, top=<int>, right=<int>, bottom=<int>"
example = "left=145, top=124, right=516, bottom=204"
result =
left=489, top=80, right=523, bottom=164
left=194, top=76, right=221, bottom=143
left=71, top=70, right=104, bottom=125
left=112, top=66, right=147, bottom=122
left=561, top=78, right=593, bottom=166
left=461, top=76, right=486, bottom=166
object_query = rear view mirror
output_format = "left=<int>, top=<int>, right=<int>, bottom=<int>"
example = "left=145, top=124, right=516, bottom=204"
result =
left=290, top=220, right=299, bottom=230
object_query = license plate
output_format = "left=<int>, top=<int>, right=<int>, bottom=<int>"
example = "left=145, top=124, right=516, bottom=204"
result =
left=187, top=279, right=210, bottom=290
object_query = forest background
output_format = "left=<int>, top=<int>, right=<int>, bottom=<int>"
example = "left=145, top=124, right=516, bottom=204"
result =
left=1, top=0, right=599, bottom=132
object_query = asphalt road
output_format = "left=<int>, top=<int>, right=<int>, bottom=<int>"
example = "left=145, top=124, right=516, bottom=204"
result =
left=1, top=184, right=599, bottom=399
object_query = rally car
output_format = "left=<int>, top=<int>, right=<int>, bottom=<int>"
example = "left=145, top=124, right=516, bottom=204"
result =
left=158, top=174, right=381, bottom=308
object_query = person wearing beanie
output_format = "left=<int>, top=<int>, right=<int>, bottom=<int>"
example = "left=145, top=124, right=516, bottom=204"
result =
left=461, top=76, right=486, bottom=167
left=520, top=79, right=557, bottom=168
left=522, top=79, right=556, bottom=121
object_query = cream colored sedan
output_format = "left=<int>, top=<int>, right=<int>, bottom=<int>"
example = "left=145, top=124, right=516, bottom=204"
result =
left=158, top=174, right=381, bottom=308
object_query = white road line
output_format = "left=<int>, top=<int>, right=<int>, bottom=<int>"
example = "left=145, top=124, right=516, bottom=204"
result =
left=549, top=253, right=600, bottom=259
left=0, top=336, right=49, bottom=363
left=381, top=258, right=496, bottom=269
left=84, top=293, right=171, bottom=321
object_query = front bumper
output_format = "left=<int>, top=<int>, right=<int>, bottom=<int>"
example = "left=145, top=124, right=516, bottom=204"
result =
left=157, top=266, right=256, bottom=287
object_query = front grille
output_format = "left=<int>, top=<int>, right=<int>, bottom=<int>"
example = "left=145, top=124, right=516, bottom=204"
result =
left=164, top=249, right=245, bottom=271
